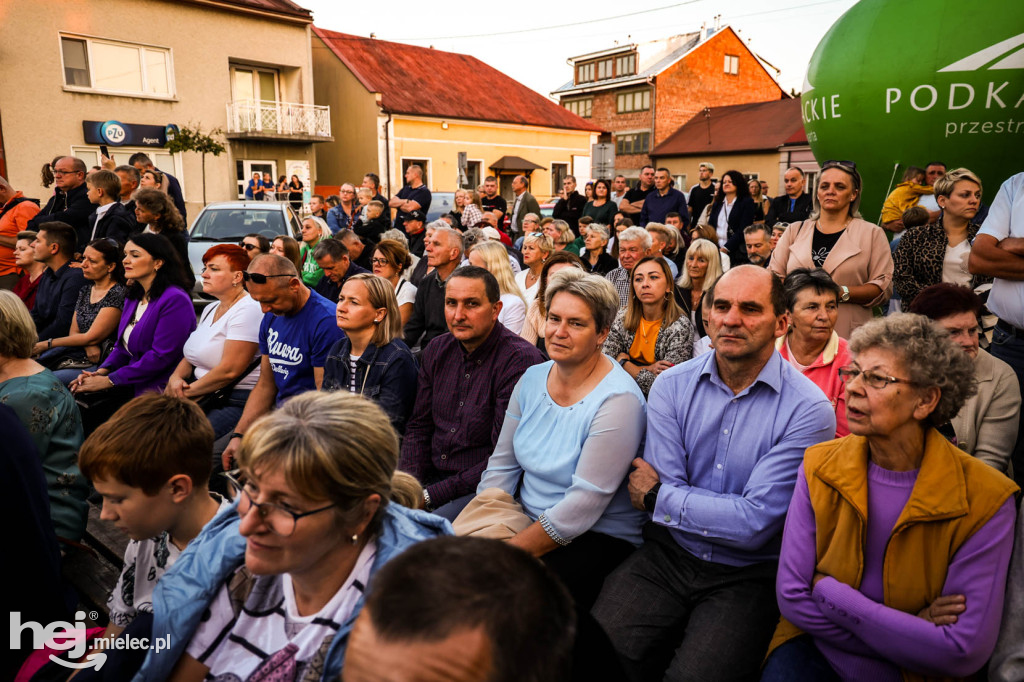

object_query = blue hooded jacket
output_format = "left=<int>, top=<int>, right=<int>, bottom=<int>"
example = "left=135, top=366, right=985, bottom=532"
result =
left=132, top=500, right=452, bottom=681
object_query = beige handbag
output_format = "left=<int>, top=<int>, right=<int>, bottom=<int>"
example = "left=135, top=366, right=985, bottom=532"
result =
left=452, top=488, right=533, bottom=540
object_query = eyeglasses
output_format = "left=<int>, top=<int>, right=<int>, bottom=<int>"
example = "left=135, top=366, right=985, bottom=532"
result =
left=223, top=471, right=336, bottom=537
left=238, top=242, right=258, bottom=251
left=838, top=365, right=916, bottom=390
left=242, top=271, right=292, bottom=284
left=53, top=170, right=83, bottom=176
left=370, top=257, right=390, bottom=266
left=821, top=160, right=857, bottom=171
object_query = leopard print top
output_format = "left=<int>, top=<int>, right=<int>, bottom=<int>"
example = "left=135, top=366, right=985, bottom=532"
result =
left=892, top=221, right=991, bottom=304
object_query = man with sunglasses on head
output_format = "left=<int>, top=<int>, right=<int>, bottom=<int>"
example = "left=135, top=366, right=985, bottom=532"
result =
left=239, top=234, right=270, bottom=261
left=765, top=167, right=812, bottom=228
left=220, top=254, right=344, bottom=469
left=29, top=156, right=94, bottom=245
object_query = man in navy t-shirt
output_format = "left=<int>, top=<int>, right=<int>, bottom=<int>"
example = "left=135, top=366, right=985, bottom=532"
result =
left=221, top=254, right=344, bottom=468
left=390, top=164, right=432, bottom=234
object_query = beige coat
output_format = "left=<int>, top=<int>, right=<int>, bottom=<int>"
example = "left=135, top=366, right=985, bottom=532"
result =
left=770, top=218, right=893, bottom=338
left=952, top=349, right=1021, bottom=476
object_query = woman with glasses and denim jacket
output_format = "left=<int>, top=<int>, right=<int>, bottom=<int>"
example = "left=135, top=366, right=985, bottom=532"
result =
left=322, top=274, right=417, bottom=435
left=137, top=391, right=449, bottom=682
left=165, top=245, right=263, bottom=439
left=770, top=161, right=894, bottom=339
left=764, top=314, right=1018, bottom=682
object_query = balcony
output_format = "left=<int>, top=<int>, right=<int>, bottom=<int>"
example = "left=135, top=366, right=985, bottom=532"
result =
left=225, top=100, right=333, bottom=143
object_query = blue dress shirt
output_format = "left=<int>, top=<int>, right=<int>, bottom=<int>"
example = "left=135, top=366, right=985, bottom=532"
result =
left=645, top=350, right=836, bottom=566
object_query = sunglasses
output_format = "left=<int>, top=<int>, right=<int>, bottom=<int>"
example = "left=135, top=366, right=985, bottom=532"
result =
left=242, top=271, right=293, bottom=284
left=821, top=160, right=857, bottom=170
left=238, top=242, right=258, bottom=251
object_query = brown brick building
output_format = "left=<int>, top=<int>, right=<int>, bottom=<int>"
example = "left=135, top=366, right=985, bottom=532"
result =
left=552, top=25, right=787, bottom=183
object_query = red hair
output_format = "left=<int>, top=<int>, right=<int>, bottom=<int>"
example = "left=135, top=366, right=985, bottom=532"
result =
left=202, top=244, right=249, bottom=272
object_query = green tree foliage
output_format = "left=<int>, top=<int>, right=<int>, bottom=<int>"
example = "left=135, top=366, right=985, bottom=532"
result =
left=165, top=124, right=226, bottom=205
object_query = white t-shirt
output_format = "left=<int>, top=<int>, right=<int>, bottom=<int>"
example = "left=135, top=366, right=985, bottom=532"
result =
left=187, top=540, right=376, bottom=680
left=499, top=293, right=527, bottom=335
left=918, top=194, right=940, bottom=212
left=515, top=269, right=540, bottom=306
left=108, top=494, right=230, bottom=628
left=395, top=279, right=417, bottom=308
left=183, top=295, right=264, bottom=390
left=942, top=240, right=973, bottom=288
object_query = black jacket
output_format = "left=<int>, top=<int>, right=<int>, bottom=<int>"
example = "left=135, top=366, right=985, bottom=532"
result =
left=88, top=202, right=137, bottom=246
left=765, top=192, right=813, bottom=227
left=31, top=261, right=86, bottom=341
left=403, top=269, right=449, bottom=350
left=553, top=192, right=587, bottom=234
left=709, top=196, right=756, bottom=265
left=29, top=184, right=94, bottom=252
left=353, top=215, right=389, bottom=244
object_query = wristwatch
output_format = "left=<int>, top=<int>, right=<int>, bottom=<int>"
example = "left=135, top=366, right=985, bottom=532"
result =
left=619, top=357, right=629, bottom=368
left=840, top=285, right=850, bottom=303
left=229, top=432, right=244, bottom=440
left=643, top=482, right=662, bottom=514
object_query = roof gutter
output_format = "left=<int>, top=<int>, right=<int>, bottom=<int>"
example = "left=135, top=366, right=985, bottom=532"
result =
left=383, top=109, right=393, bottom=196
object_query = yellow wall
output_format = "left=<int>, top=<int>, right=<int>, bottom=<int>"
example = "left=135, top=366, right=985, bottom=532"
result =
left=0, top=0, right=317, bottom=217
left=311, top=34, right=380, bottom=186
left=653, top=152, right=781, bottom=194
left=391, top=116, right=596, bottom=202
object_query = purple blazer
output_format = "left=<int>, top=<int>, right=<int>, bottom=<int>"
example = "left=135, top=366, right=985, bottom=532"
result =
left=100, top=286, right=196, bottom=395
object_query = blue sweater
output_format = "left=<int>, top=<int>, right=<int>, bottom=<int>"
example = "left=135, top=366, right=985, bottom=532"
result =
left=639, top=187, right=689, bottom=226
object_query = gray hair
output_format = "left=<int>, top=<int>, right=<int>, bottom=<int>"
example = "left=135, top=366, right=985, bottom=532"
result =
left=434, top=226, right=464, bottom=256
left=381, top=229, right=409, bottom=248
left=618, top=226, right=652, bottom=250
left=587, top=223, right=610, bottom=241
left=462, top=227, right=486, bottom=254
left=544, top=268, right=619, bottom=333
left=848, top=313, right=977, bottom=426
left=522, top=212, right=540, bottom=224
left=426, top=218, right=450, bottom=232
left=743, top=224, right=770, bottom=238
left=646, top=223, right=676, bottom=255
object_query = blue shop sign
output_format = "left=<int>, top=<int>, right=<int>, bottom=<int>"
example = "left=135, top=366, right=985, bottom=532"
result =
left=82, top=120, right=172, bottom=147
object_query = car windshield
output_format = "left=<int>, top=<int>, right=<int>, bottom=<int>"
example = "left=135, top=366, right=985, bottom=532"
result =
left=190, top=209, right=287, bottom=241
left=426, top=192, right=455, bottom=224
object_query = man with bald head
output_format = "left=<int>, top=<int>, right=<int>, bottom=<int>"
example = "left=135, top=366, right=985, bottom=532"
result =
left=509, top=174, right=540, bottom=237
left=221, top=254, right=344, bottom=468
left=765, top=167, right=812, bottom=227
left=594, top=265, right=836, bottom=681
left=29, top=156, right=94, bottom=246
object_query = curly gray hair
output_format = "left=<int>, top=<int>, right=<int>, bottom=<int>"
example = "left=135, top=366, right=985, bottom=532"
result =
left=849, top=313, right=977, bottom=426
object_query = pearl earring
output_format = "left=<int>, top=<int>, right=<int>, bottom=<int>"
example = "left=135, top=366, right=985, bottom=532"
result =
left=350, top=534, right=359, bottom=545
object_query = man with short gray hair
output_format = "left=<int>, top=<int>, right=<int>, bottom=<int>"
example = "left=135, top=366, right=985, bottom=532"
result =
left=404, top=227, right=465, bottom=350
left=29, top=156, right=93, bottom=241
left=312, top=236, right=368, bottom=303
left=744, top=224, right=773, bottom=267
left=509, top=175, right=541, bottom=237
left=605, top=226, right=651, bottom=308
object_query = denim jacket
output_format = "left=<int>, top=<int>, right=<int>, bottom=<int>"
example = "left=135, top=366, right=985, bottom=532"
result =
left=133, top=502, right=451, bottom=682
left=323, top=338, right=418, bottom=434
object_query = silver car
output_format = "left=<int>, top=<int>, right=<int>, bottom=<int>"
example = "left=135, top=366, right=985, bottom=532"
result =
left=187, top=201, right=302, bottom=303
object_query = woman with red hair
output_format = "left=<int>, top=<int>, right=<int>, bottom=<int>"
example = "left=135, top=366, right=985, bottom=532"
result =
left=165, top=244, right=263, bottom=438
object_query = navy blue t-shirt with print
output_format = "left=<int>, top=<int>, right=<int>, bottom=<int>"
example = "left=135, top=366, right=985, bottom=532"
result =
left=258, top=289, right=344, bottom=404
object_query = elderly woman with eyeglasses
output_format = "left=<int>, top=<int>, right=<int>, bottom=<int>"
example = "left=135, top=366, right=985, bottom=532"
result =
left=137, top=392, right=447, bottom=682
left=764, top=314, right=1019, bottom=682
left=771, top=161, right=893, bottom=338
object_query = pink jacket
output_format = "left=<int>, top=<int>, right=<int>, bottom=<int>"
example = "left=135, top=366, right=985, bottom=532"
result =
left=777, top=332, right=850, bottom=438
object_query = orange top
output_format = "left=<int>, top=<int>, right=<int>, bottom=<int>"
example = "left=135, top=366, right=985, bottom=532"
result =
left=628, top=318, right=661, bottom=365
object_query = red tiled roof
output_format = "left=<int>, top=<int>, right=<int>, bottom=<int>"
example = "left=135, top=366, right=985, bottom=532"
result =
left=313, top=27, right=603, bottom=133
left=650, top=98, right=804, bottom=157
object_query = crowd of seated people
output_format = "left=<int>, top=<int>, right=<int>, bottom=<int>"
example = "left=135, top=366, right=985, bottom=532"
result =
left=5, top=159, right=1024, bottom=682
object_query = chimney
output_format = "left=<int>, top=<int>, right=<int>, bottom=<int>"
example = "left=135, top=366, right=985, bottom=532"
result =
left=714, top=14, right=721, bottom=30
left=699, top=22, right=707, bottom=42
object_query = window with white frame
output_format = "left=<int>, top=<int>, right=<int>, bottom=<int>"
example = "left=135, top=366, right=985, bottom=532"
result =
left=60, top=35, right=174, bottom=97
left=563, top=98, right=593, bottom=118
left=724, top=54, right=740, bottom=75
left=616, top=89, right=651, bottom=114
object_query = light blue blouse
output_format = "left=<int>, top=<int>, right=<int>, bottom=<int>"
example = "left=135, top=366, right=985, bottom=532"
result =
left=478, top=358, right=648, bottom=546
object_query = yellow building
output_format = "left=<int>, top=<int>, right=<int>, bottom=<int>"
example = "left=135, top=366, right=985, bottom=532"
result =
left=0, top=0, right=332, bottom=218
left=312, top=28, right=601, bottom=202
left=650, top=99, right=819, bottom=198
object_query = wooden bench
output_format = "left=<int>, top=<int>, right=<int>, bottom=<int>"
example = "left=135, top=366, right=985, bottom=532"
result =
left=61, top=503, right=130, bottom=626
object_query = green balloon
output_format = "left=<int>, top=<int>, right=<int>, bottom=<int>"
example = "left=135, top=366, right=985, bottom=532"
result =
left=803, top=0, right=1024, bottom=222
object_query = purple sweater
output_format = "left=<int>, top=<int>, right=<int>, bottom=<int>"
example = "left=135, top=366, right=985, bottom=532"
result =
left=777, top=463, right=1016, bottom=679
left=100, top=286, right=196, bottom=396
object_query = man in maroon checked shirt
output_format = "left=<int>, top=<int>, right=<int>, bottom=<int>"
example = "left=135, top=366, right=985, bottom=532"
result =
left=398, top=265, right=543, bottom=521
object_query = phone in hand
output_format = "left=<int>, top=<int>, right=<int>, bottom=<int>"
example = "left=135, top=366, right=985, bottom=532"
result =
left=99, top=144, right=109, bottom=159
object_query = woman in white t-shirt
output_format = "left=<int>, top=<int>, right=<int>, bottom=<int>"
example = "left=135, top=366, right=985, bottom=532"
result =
left=468, top=241, right=527, bottom=334
left=371, top=238, right=417, bottom=326
left=165, top=245, right=263, bottom=438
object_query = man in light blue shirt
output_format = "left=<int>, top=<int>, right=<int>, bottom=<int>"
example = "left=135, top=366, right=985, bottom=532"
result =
left=593, top=265, right=836, bottom=681
left=969, top=170, right=1024, bottom=488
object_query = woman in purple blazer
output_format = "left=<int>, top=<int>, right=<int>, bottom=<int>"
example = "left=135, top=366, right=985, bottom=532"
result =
left=71, top=233, right=195, bottom=398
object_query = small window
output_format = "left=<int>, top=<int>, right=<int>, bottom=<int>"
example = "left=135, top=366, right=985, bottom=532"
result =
left=402, top=158, right=430, bottom=187
left=464, top=160, right=482, bottom=190
left=576, top=62, right=595, bottom=84
left=615, top=132, right=650, bottom=155
left=551, top=163, right=568, bottom=195
left=563, top=98, right=592, bottom=118
left=615, top=54, right=636, bottom=77
left=616, top=89, right=651, bottom=114
left=596, top=58, right=614, bottom=80
left=724, top=54, right=740, bottom=75
left=60, top=35, right=174, bottom=96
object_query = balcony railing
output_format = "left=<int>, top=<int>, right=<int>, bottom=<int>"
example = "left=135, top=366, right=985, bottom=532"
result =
left=225, top=99, right=332, bottom=141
